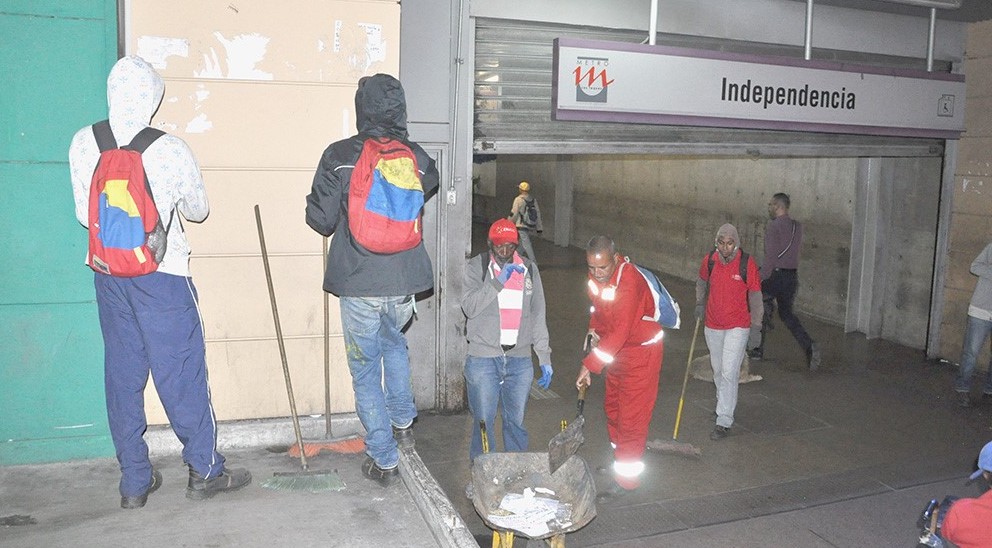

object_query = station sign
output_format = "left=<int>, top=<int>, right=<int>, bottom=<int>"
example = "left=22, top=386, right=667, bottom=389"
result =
left=553, top=38, right=965, bottom=139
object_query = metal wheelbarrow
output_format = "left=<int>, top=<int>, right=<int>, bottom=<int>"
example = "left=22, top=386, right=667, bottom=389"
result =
left=469, top=451, right=597, bottom=547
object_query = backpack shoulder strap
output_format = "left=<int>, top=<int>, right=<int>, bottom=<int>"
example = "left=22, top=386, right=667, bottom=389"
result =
left=125, top=127, right=166, bottom=153
left=706, top=250, right=715, bottom=280
left=92, top=120, right=117, bottom=152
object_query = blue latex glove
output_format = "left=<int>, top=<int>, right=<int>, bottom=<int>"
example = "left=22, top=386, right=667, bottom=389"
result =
left=496, top=263, right=523, bottom=284
left=537, top=364, right=553, bottom=389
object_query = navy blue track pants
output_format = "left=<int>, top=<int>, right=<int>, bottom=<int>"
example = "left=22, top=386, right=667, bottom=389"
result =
left=95, top=272, right=224, bottom=497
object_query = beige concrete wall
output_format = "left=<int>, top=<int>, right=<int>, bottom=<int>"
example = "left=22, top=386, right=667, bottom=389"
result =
left=481, top=155, right=856, bottom=325
left=939, top=20, right=992, bottom=365
left=125, top=0, right=400, bottom=423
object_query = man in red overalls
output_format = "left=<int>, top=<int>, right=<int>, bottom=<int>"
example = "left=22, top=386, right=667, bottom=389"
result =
left=576, top=236, right=665, bottom=497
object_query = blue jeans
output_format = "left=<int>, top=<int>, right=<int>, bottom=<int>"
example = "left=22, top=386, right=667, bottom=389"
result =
left=340, top=295, right=417, bottom=469
left=705, top=327, right=748, bottom=429
left=955, top=315, right=992, bottom=394
left=464, top=355, right=534, bottom=461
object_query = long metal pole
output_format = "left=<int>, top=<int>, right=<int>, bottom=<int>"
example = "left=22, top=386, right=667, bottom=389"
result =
left=649, top=0, right=659, bottom=46
left=927, top=7, right=936, bottom=72
left=323, top=236, right=332, bottom=438
left=255, top=205, right=308, bottom=470
left=804, top=0, right=814, bottom=60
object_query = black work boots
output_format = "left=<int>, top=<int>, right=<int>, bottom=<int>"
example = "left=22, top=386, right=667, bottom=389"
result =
left=186, top=466, right=252, bottom=500
left=121, top=468, right=162, bottom=509
left=393, top=424, right=415, bottom=449
left=361, top=456, right=398, bottom=487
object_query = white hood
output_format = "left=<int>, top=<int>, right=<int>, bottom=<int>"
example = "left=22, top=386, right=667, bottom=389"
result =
left=107, top=56, right=164, bottom=144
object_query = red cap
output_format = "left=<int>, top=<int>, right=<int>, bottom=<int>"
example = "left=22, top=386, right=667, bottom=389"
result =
left=488, top=219, right=519, bottom=246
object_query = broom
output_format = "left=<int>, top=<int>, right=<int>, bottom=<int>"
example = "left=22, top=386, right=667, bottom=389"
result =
left=647, top=317, right=702, bottom=458
left=286, top=235, right=364, bottom=458
left=254, top=205, right=345, bottom=492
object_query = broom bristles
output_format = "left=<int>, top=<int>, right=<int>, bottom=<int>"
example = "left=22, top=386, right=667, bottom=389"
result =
left=646, top=438, right=702, bottom=457
left=288, top=436, right=365, bottom=458
left=261, top=469, right=346, bottom=492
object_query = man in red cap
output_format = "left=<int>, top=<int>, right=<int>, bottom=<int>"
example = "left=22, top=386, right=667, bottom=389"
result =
left=461, top=219, right=552, bottom=466
left=941, top=440, right=992, bottom=547
left=576, top=235, right=664, bottom=498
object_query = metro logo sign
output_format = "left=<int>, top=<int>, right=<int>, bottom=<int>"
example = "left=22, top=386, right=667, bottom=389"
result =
left=574, top=57, right=614, bottom=103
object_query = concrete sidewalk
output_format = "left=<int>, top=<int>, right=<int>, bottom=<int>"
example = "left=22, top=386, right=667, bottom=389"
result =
left=0, top=437, right=476, bottom=548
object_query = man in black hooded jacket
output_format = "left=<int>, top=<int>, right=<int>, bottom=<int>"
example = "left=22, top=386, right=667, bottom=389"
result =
left=305, top=74, right=439, bottom=486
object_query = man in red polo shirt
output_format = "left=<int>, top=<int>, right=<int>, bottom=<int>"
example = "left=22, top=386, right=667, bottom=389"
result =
left=576, top=236, right=665, bottom=496
left=695, top=224, right=763, bottom=440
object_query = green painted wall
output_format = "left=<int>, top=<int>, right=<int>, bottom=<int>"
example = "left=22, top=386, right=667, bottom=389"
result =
left=0, top=1, right=119, bottom=464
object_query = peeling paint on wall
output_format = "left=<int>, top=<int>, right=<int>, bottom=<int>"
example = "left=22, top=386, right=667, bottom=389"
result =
left=186, top=113, right=213, bottom=133
left=137, top=36, right=190, bottom=69
left=195, top=31, right=273, bottom=80
left=333, top=20, right=387, bottom=74
left=186, top=84, right=213, bottom=134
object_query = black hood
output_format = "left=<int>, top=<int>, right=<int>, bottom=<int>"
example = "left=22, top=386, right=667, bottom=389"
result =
left=355, top=73, right=408, bottom=140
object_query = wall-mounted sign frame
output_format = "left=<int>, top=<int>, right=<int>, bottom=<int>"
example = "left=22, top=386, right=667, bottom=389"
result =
left=552, top=38, right=965, bottom=139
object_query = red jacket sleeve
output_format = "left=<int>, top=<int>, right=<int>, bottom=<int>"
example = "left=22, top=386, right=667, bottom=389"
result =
left=582, top=264, right=654, bottom=374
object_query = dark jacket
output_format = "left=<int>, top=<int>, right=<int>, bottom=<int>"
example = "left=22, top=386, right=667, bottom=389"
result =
left=305, top=74, right=440, bottom=297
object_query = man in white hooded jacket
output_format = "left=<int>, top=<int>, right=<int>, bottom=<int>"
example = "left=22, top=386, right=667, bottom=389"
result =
left=69, top=56, right=250, bottom=509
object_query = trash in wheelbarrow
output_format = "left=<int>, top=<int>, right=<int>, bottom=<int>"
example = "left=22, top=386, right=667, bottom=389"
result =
left=469, top=451, right=597, bottom=540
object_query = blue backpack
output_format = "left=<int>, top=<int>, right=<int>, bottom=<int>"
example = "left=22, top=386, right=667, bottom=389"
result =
left=623, top=260, right=681, bottom=329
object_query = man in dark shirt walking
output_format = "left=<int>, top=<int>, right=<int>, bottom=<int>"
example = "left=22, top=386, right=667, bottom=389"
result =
left=748, top=193, right=820, bottom=371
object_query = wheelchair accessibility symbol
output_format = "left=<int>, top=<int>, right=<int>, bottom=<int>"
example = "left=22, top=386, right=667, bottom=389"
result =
left=938, top=95, right=955, bottom=117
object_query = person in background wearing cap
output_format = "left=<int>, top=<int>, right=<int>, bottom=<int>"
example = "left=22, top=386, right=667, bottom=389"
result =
left=941, top=441, right=992, bottom=547
left=509, top=181, right=543, bottom=263
left=695, top=224, right=763, bottom=441
left=461, top=219, right=552, bottom=470
left=577, top=236, right=665, bottom=498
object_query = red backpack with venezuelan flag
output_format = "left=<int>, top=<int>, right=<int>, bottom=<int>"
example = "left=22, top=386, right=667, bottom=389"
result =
left=347, top=136, right=424, bottom=254
left=87, top=120, right=171, bottom=277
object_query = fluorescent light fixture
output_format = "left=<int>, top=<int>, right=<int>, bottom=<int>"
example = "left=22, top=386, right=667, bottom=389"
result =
left=875, top=0, right=962, bottom=9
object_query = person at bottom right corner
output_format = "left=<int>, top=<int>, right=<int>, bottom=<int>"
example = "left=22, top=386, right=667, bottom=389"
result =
left=941, top=440, right=992, bottom=547
left=954, top=242, right=992, bottom=409
left=749, top=192, right=821, bottom=371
